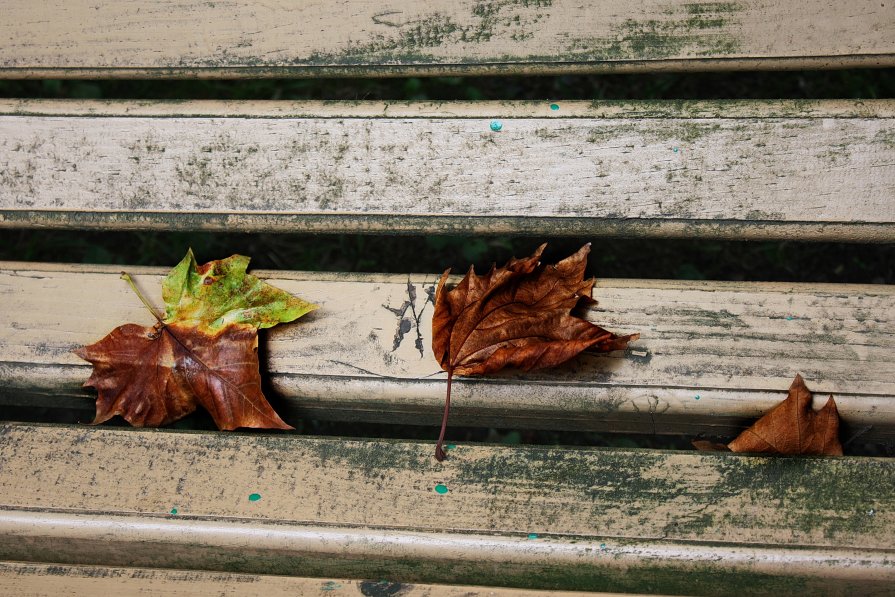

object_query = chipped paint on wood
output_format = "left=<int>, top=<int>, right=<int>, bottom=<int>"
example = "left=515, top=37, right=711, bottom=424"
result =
left=1, top=101, right=894, bottom=241
left=0, top=424, right=892, bottom=593
left=1, top=263, right=893, bottom=440
left=0, top=1, right=893, bottom=77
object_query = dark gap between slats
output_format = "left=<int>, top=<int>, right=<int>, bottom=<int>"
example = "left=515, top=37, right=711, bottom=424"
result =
left=1, top=69, right=892, bottom=455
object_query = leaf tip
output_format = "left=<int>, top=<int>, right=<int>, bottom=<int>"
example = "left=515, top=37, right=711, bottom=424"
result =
left=692, top=439, right=731, bottom=452
left=820, top=394, right=839, bottom=413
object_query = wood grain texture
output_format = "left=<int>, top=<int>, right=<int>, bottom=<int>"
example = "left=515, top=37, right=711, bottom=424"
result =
left=1, top=100, right=894, bottom=241
left=2, top=262, right=893, bottom=441
left=0, top=423, right=893, bottom=595
left=0, top=562, right=603, bottom=597
left=1, top=0, right=893, bottom=77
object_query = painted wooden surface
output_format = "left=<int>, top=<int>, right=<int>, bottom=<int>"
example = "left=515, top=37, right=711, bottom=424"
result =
left=1, top=0, right=893, bottom=77
left=0, top=423, right=892, bottom=595
left=0, top=562, right=605, bottom=597
left=1, top=100, right=894, bottom=241
left=2, top=262, right=893, bottom=441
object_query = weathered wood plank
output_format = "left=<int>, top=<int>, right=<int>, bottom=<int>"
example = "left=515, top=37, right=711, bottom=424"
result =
left=2, top=262, right=893, bottom=440
left=0, top=423, right=892, bottom=595
left=0, top=562, right=602, bottom=597
left=5, top=99, right=895, bottom=119
left=1, top=100, right=894, bottom=241
left=1, top=1, right=893, bottom=77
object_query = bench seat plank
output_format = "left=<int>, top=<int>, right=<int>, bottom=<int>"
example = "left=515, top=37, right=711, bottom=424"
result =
left=0, top=562, right=600, bottom=597
left=1, top=100, right=893, bottom=241
left=1, top=1, right=893, bottom=77
left=2, top=262, right=893, bottom=440
left=0, top=423, right=892, bottom=594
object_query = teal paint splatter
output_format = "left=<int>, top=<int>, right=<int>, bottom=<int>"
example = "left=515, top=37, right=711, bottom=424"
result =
left=694, top=394, right=701, bottom=400
left=786, top=315, right=794, bottom=321
left=672, top=146, right=680, bottom=153
left=321, top=581, right=342, bottom=591
left=490, top=120, right=503, bottom=132
left=434, top=484, right=449, bottom=494
left=248, top=493, right=262, bottom=502
left=527, top=533, right=539, bottom=539
left=170, top=508, right=178, bottom=515
left=600, top=543, right=607, bottom=550
left=446, top=444, right=456, bottom=450
left=549, top=103, right=560, bottom=111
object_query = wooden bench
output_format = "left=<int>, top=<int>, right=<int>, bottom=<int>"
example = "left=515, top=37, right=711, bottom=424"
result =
left=1, top=1, right=895, bottom=595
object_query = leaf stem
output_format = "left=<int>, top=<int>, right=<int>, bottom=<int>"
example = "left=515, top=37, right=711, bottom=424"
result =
left=434, top=369, right=453, bottom=461
left=120, top=272, right=164, bottom=323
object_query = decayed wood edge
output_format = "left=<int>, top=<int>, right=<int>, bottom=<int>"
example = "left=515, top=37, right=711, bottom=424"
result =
left=7, top=367, right=895, bottom=441
left=7, top=260, right=895, bottom=293
left=4, top=213, right=895, bottom=243
left=2, top=55, right=894, bottom=79
left=0, top=423, right=892, bottom=594
left=9, top=260, right=895, bottom=291
left=2, top=99, right=893, bottom=119
left=0, top=562, right=607, bottom=597
left=2, top=261, right=894, bottom=441
left=1, top=61, right=888, bottom=82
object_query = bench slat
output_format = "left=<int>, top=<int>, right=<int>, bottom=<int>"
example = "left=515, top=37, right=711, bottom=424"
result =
left=1, top=1, right=893, bottom=77
left=2, top=262, right=893, bottom=440
left=0, top=423, right=892, bottom=594
left=0, top=562, right=599, bottom=597
left=1, top=100, right=894, bottom=241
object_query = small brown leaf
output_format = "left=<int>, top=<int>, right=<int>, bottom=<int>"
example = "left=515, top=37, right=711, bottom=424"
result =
left=695, top=374, right=843, bottom=455
left=431, top=243, right=638, bottom=460
left=75, top=322, right=290, bottom=430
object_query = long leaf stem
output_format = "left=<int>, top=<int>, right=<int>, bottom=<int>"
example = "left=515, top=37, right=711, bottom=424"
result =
left=120, top=272, right=164, bottom=323
left=434, top=369, right=453, bottom=461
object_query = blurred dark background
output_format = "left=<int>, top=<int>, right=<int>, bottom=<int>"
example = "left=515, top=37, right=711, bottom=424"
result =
left=1, top=70, right=893, bottom=452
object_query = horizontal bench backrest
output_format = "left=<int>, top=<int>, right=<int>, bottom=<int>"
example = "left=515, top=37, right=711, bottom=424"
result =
left=2, top=0, right=894, bottom=77
left=2, top=99, right=894, bottom=241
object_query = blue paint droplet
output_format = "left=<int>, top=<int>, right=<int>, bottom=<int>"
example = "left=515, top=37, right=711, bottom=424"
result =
left=528, top=533, right=539, bottom=539
left=170, top=508, right=178, bottom=515
left=695, top=394, right=701, bottom=400
left=490, top=120, right=503, bottom=132
left=600, top=543, right=607, bottom=550
left=672, top=146, right=679, bottom=153
left=248, top=493, right=261, bottom=502
left=549, top=103, right=559, bottom=111
left=786, top=315, right=794, bottom=321
left=434, top=484, right=449, bottom=494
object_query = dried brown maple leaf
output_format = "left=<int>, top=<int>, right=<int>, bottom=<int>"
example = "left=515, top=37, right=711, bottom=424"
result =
left=431, top=243, right=638, bottom=460
left=75, top=250, right=316, bottom=430
left=694, top=374, right=843, bottom=455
